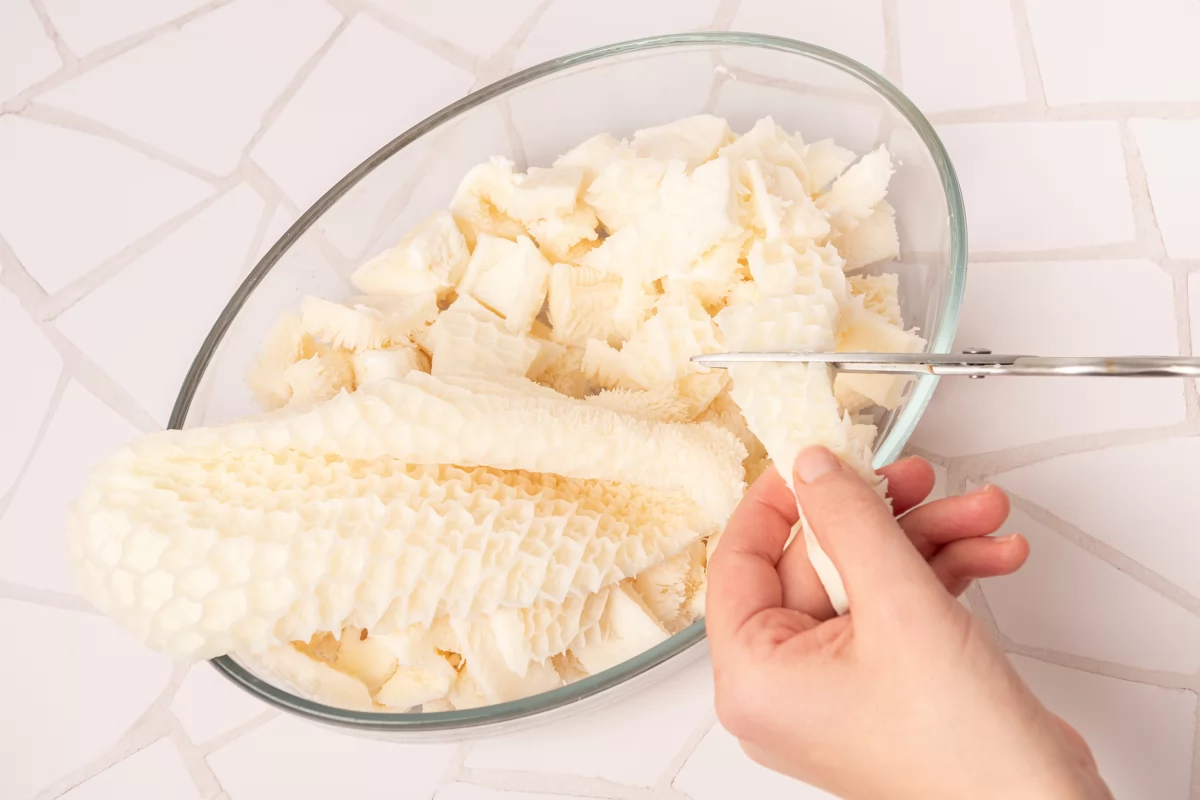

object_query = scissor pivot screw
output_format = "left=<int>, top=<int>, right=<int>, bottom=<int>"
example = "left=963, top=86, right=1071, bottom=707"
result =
left=962, top=348, right=991, bottom=378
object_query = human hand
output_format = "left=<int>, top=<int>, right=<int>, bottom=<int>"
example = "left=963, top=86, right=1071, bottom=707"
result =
left=706, top=446, right=1112, bottom=800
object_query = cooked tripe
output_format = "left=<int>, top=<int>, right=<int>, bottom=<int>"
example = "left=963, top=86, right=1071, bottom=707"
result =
left=68, top=114, right=921, bottom=711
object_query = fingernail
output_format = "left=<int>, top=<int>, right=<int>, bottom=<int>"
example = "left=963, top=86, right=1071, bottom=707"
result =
left=795, top=446, right=840, bottom=484
left=969, top=484, right=994, bottom=495
left=994, top=533, right=1019, bottom=543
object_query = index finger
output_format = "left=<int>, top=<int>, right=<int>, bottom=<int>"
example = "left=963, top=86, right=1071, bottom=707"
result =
left=706, top=466, right=798, bottom=651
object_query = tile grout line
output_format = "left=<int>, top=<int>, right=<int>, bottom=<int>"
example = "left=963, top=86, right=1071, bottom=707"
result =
left=0, top=368, right=68, bottom=521
left=2, top=0, right=234, bottom=114
left=167, top=712, right=225, bottom=799
left=28, top=0, right=76, bottom=65
left=1119, top=121, right=1168, bottom=262
left=879, top=0, right=902, bottom=86
left=361, top=3, right=480, bottom=74
left=1007, top=0, right=1048, bottom=110
left=470, top=0, right=557, bottom=87
left=19, top=102, right=226, bottom=185
left=654, top=710, right=716, bottom=791
left=40, top=189, right=229, bottom=322
left=196, top=708, right=280, bottom=758
left=457, top=767, right=663, bottom=799
left=236, top=16, right=352, bottom=164
left=31, top=662, right=187, bottom=800
left=708, top=0, right=744, bottom=31
left=928, top=101, right=1200, bottom=125
left=0, top=580, right=99, bottom=616
left=1191, top=696, right=1200, bottom=800
left=1002, top=640, right=1200, bottom=692
left=967, top=243, right=1149, bottom=263
left=1006, top=492, right=1200, bottom=620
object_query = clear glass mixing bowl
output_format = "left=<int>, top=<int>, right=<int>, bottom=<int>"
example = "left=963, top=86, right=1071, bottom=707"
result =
left=170, top=32, right=966, bottom=740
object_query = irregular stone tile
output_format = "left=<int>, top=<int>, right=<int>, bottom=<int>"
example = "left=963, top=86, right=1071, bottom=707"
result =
left=0, top=600, right=172, bottom=800
left=730, top=0, right=886, bottom=74
left=984, top=505, right=1200, bottom=673
left=60, top=738, right=200, bottom=800
left=937, top=122, right=1135, bottom=252
left=172, top=663, right=271, bottom=747
left=40, top=0, right=341, bottom=174
left=251, top=15, right=474, bottom=210
left=208, top=715, right=456, bottom=800
left=466, top=657, right=713, bottom=787
left=896, top=0, right=1025, bottom=112
left=1131, top=118, right=1200, bottom=259
left=0, top=116, right=212, bottom=294
left=0, top=0, right=61, bottom=101
left=513, top=0, right=719, bottom=70
left=1012, top=656, right=1196, bottom=800
left=56, top=184, right=265, bottom=425
left=911, top=261, right=1184, bottom=456
left=1026, top=0, right=1200, bottom=104
left=675, top=724, right=837, bottom=799
left=992, top=438, right=1200, bottom=598
left=370, top=0, right=543, bottom=58
left=0, top=286, right=62, bottom=498
left=0, top=382, right=140, bottom=594
left=41, top=0, right=208, bottom=57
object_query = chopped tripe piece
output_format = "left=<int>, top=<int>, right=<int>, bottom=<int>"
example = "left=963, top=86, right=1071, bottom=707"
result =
left=817, top=146, right=894, bottom=233
left=529, top=341, right=590, bottom=398
left=719, top=116, right=810, bottom=189
left=245, top=313, right=314, bottom=409
left=428, top=294, right=541, bottom=379
left=282, top=349, right=355, bottom=407
left=745, top=240, right=847, bottom=309
left=585, top=386, right=692, bottom=423
left=849, top=272, right=903, bottom=326
left=838, top=202, right=900, bottom=271
left=450, top=156, right=526, bottom=247
left=834, top=298, right=926, bottom=409
left=582, top=157, right=741, bottom=283
left=572, top=582, right=669, bottom=675
left=612, top=278, right=661, bottom=340
left=449, top=620, right=563, bottom=704
left=448, top=671, right=489, bottom=710
left=738, top=160, right=830, bottom=245
left=527, top=205, right=600, bottom=263
left=586, top=157, right=667, bottom=232
left=485, top=590, right=612, bottom=675
left=633, top=547, right=692, bottom=624
left=697, top=389, right=767, bottom=471
left=352, top=344, right=429, bottom=385
left=332, top=627, right=398, bottom=695
left=804, top=138, right=857, bottom=192
left=581, top=293, right=727, bottom=417
left=510, top=165, right=586, bottom=223
left=351, top=210, right=469, bottom=297
left=552, top=651, right=589, bottom=684
left=252, top=645, right=374, bottom=711
left=552, top=132, right=631, bottom=188
left=680, top=540, right=708, bottom=629
left=631, top=114, right=735, bottom=169
left=422, top=697, right=455, bottom=712
left=547, top=262, right=623, bottom=347
left=372, top=627, right=458, bottom=710
left=457, top=234, right=551, bottom=334
left=299, top=294, right=437, bottom=352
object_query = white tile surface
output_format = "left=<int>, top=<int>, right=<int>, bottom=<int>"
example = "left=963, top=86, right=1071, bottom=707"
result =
left=0, top=0, right=61, bottom=101
left=513, top=0, right=720, bottom=70
left=911, top=260, right=1184, bottom=457
left=59, top=739, right=200, bottom=800
left=251, top=14, right=474, bottom=209
left=208, top=716, right=456, bottom=800
left=56, top=184, right=264, bottom=425
left=1026, top=0, right=1200, bottom=105
left=2, top=2, right=1200, bottom=798
left=985, top=506, right=1200, bottom=673
left=370, top=0, right=544, bottom=57
left=675, top=724, right=837, bottom=799
left=0, top=286, right=62, bottom=497
left=172, top=664, right=271, bottom=746
left=436, top=786, right=576, bottom=800
left=0, top=116, right=213, bottom=294
left=1012, top=656, right=1196, bottom=800
left=730, top=0, right=886, bottom=74
left=993, top=438, right=1200, bottom=598
left=41, top=0, right=209, bottom=57
left=895, top=0, right=1026, bottom=112
left=0, top=382, right=141, bottom=594
left=1130, top=118, right=1200, bottom=259
left=937, top=122, right=1136, bottom=252
left=39, top=0, right=340, bottom=175
left=0, top=600, right=172, bottom=800
left=466, top=658, right=713, bottom=787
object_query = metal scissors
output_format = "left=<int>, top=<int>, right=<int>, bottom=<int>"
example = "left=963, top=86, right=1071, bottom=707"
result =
left=689, top=349, right=1200, bottom=378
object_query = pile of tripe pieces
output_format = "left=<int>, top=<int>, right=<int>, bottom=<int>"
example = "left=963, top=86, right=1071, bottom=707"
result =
left=67, top=115, right=923, bottom=713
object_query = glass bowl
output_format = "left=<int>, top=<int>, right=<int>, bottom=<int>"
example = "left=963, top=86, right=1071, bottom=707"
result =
left=170, top=31, right=966, bottom=740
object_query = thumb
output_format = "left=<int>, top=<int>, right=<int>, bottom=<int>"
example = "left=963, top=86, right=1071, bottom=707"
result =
left=793, top=446, right=943, bottom=614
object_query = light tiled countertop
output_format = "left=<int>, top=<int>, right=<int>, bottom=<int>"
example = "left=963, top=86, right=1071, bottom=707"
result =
left=2, top=1, right=1198, bottom=798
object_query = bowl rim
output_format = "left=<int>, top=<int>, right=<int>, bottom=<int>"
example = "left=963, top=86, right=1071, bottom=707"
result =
left=171, top=30, right=967, bottom=733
